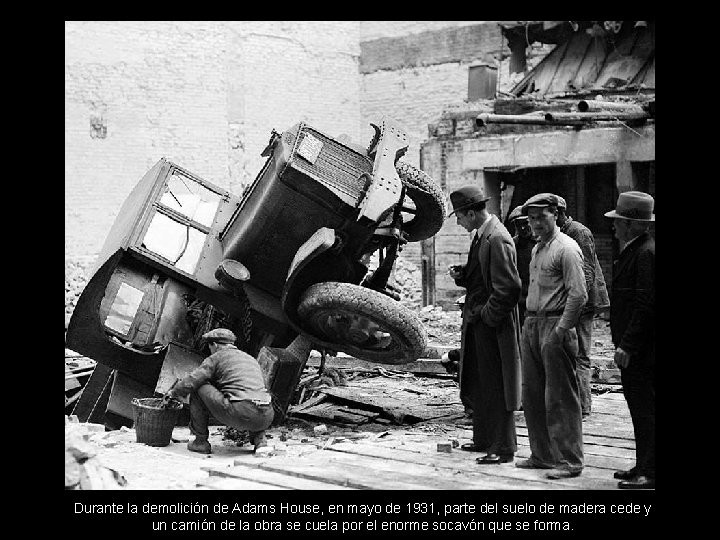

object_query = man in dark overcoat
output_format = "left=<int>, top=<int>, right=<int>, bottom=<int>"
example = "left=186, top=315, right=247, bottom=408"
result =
left=447, top=185, right=522, bottom=464
left=604, top=191, right=655, bottom=489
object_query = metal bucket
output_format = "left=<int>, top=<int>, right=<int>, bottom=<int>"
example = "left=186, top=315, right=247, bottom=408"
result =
left=131, top=397, right=183, bottom=447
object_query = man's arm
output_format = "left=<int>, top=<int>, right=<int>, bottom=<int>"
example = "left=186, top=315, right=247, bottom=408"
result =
left=480, top=235, right=521, bottom=327
left=558, top=244, right=588, bottom=331
left=171, top=357, right=216, bottom=398
left=575, top=227, right=597, bottom=295
left=619, top=246, right=655, bottom=355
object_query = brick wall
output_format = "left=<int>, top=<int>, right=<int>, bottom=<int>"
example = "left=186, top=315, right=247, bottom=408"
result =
left=65, top=21, right=361, bottom=263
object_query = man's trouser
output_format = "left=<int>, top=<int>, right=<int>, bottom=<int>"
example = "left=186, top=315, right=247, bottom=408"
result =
left=575, top=312, right=594, bottom=416
left=621, top=352, right=655, bottom=478
left=189, top=384, right=274, bottom=441
left=466, top=318, right=517, bottom=456
left=520, top=315, right=583, bottom=471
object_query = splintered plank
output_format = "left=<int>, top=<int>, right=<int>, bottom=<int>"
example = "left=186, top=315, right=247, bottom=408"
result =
left=325, top=442, right=583, bottom=489
left=307, top=355, right=449, bottom=375
left=321, top=380, right=462, bottom=423
left=203, top=464, right=354, bottom=490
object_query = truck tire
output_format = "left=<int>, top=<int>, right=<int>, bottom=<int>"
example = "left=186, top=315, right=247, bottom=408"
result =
left=297, top=282, right=427, bottom=364
left=396, top=161, right=446, bottom=242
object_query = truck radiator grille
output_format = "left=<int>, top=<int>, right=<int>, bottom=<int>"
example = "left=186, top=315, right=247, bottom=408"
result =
left=288, top=128, right=372, bottom=206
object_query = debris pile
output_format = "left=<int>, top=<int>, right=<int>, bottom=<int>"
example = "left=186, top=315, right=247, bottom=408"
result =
left=65, top=416, right=128, bottom=489
left=417, top=305, right=462, bottom=346
left=392, top=256, right=423, bottom=309
left=65, top=258, right=93, bottom=329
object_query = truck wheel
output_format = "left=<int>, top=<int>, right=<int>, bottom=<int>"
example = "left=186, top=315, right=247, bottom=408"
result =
left=297, top=282, right=427, bottom=364
left=396, top=161, right=446, bottom=242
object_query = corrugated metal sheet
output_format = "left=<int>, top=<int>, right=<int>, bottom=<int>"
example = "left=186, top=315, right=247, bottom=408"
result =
left=511, top=22, right=654, bottom=96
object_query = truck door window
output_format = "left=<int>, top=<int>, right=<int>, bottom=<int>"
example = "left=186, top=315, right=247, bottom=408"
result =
left=160, top=172, right=221, bottom=228
left=141, top=212, right=207, bottom=274
left=104, top=282, right=145, bottom=335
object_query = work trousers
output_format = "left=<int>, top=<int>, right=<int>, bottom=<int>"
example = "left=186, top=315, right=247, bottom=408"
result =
left=621, top=353, right=655, bottom=478
left=575, top=312, right=594, bottom=416
left=465, top=319, right=516, bottom=456
left=189, top=384, right=274, bottom=441
left=520, top=315, right=583, bottom=471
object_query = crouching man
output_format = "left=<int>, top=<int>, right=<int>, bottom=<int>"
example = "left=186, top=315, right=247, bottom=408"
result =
left=165, top=328, right=274, bottom=454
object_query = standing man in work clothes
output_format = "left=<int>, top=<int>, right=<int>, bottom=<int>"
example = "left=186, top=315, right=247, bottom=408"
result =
left=448, top=185, right=522, bottom=464
left=605, top=191, right=655, bottom=489
left=556, top=196, right=610, bottom=420
left=517, top=193, right=588, bottom=479
left=507, top=205, right=537, bottom=327
left=165, top=328, right=274, bottom=454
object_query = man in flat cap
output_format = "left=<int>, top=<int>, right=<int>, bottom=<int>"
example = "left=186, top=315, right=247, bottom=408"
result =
left=555, top=195, right=610, bottom=420
left=507, top=205, right=536, bottom=326
left=517, top=193, right=587, bottom=479
left=165, top=328, right=274, bottom=454
left=447, top=185, right=522, bottom=465
left=604, top=191, right=655, bottom=489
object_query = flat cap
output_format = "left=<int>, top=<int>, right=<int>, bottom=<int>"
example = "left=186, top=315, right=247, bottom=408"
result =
left=201, top=328, right=237, bottom=344
left=448, top=185, right=491, bottom=217
left=556, top=195, right=567, bottom=210
left=521, top=193, right=560, bottom=214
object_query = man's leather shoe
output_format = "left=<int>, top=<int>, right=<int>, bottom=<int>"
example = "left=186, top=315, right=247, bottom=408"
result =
left=187, top=437, right=212, bottom=454
left=476, top=453, right=513, bottom=464
left=460, top=443, right=485, bottom=452
left=613, top=467, right=637, bottom=480
left=515, top=458, right=552, bottom=469
left=618, top=475, right=654, bottom=489
left=546, top=468, right=582, bottom=480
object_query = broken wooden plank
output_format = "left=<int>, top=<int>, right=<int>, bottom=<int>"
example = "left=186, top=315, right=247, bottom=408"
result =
left=291, top=402, right=369, bottom=425
left=306, top=355, right=450, bottom=375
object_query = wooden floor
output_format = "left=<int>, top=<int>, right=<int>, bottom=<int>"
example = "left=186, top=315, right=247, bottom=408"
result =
left=197, top=392, right=635, bottom=490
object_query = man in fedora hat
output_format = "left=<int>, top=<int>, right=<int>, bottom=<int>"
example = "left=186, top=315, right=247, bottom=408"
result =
left=604, top=191, right=655, bottom=489
left=447, top=184, right=522, bottom=465
left=164, top=328, right=274, bottom=454
left=555, top=195, right=610, bottom=420
left=507, top=205, right=536, bottom=326
left=516, top=193, right=587, bottom=480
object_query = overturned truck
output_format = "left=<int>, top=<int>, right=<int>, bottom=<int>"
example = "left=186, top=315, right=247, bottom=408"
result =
left=66, top=116, right=446, bottom=428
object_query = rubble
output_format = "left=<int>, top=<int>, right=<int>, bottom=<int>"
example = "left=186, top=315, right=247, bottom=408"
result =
left=65, top=417, right=128, bottom=490
left=65, top=258, right=93, bottom=329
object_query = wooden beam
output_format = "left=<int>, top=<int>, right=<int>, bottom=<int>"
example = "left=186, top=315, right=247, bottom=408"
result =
left=446, top=125, right=655, bottom=169
left=306, top=355, right=451, bottom=375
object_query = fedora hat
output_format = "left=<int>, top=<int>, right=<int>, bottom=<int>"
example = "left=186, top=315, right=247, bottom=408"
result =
left=604, top=191, right=655, bottom=221
left=448, top=185, right=491, bottom=216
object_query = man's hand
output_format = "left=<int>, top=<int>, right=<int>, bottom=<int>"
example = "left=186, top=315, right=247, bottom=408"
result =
left=614, top=347, right=631, bottom=369
left=554, top=326, right=568, bottom=339
left=161, top=390, right=176, bottom=407
left=447, top=264, right=463, bottom=280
